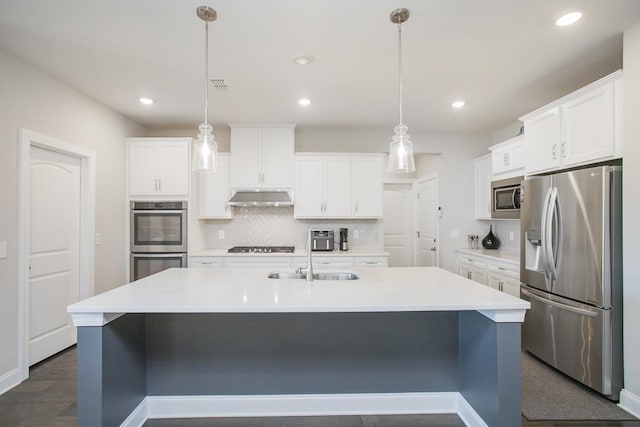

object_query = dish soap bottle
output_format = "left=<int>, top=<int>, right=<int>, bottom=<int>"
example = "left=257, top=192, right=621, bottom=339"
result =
left=481, top=225, right=500, bottom=249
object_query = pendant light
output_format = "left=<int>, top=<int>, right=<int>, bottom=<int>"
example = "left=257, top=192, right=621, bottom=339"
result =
left=387, top=8, right=415, bottom=173
left=192, top=6, right=218, bottom=173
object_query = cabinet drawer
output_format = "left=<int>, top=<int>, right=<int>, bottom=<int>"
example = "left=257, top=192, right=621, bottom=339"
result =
left=291, top=256, right=354, bottom=269
left=458, top=255, right=486, bottom=268
left=189, top=257, right=223, bottom=268
left=354, top=257, right=389, bottom=267
left=487, top=260, right=519, bottom=279
left=223, top=257, right=292, bottom=268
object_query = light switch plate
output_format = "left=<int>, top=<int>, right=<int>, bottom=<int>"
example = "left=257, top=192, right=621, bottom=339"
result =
left=95, top=233, right=102, bottom=246
left=218, top=230, right=225, bottom=239
left=509, top=232, right=515, bottom=241
left=0, top=241, right=7, bottom=259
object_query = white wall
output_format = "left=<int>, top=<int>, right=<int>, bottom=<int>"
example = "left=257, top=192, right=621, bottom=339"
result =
left=0, top=49, right=145, bottom=389
left=621, top=23, right=640, bottom=414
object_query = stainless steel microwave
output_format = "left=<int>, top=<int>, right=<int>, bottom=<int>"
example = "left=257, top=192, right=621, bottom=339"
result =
left=491, top=176, right=522, bottom=219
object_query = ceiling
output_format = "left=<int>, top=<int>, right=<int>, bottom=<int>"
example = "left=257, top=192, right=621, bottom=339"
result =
left=1, top=0, right=640, bottom=135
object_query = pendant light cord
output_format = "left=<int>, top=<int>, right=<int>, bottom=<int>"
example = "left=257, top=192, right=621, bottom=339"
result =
left=397, top=21, right=404, bottom=127
left=204, top=16, right=209, bottom=124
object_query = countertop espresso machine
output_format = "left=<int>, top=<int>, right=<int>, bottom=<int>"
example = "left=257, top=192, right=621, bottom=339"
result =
left=339, top=228, right=348, bottom=251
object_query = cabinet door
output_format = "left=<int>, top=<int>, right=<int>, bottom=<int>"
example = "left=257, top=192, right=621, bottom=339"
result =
left=486, top=272, right=503, bottom=291
left=128, top=141, right=160, bottom=195
left=294, top=157, right=324, bottom=218
left=562, top=83, right=615, bottom=168
left=324, top=158, right=352, bottom=217
left=261, top=127, right=294, bottom=188
left=524, top=107, right=561, bottom=174
left=230, top=127, right=262, bottom=188
left=501, top=277, right=521, bottom=297
left=460, top=261, right=486, bottom=285
left=352, top=157, right=383, bottom=218
left=156, top=141, right=190, bottom=195
left=474, top=155, right=492, bottom=219
left=128, top=139, right=189, bottom=196
left=197, top=154, right=232, bottom=219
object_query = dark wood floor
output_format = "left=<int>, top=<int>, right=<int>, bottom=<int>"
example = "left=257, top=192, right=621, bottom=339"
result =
left=0, top=346, right=638, bottom=426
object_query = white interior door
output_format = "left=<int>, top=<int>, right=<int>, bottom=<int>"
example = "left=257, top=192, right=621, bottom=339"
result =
left=29, top=146, right=80, bottom=365
left=416, top=177, right=439, bottom=267
left=383, top=183, right=414, bottom=266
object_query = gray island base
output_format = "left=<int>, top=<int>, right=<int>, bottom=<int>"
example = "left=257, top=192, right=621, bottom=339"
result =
left=69, top=267, right=528, bottom=427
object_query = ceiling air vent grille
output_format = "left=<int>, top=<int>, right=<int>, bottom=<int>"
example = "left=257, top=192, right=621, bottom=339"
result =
left=210, top=78, right=229, bottom=91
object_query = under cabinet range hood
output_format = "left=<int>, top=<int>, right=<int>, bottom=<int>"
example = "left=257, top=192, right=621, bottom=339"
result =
left=227, top=190, right=293, bottom=207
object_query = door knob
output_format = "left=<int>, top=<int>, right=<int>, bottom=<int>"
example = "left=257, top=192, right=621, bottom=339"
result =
left=430, top=247, right=437, bottom=251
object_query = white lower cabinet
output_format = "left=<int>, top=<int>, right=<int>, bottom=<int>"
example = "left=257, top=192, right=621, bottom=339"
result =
left=456, top=251, right=520, bottom=297
left=222, top=257, right=292, bottom=269
left=189, top=255, right=388, bottom=269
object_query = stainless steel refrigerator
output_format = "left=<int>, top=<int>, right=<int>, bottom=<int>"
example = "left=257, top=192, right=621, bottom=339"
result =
left=520, top=164, right=623, bottom=400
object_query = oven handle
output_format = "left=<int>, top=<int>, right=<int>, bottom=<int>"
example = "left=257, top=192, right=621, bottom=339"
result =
left=131, top=253, right=187, bottom=258
left=131, top=210, right=186, bottom=214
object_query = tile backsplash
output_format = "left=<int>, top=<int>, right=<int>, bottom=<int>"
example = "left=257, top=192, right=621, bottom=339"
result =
left=193, top=207, right=381, bottom=251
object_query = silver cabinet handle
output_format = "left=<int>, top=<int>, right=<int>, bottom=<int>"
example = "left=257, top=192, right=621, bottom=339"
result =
left=561, top=141, right=567, bottom=158
left=552, top=143, right=558, bottom=159
left=355, top=203, right=358, bottom=213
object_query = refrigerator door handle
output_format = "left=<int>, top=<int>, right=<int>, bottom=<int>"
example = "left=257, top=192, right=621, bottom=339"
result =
left=521, top=288, right=599, bottom=317
left=540, top=187, right=553, bottom=279
left=546, top=187, right=559, bottom=280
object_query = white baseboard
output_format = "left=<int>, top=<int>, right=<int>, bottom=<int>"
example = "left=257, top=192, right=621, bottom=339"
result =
left=121, top=392, right=487, bottom=427
left=619, top=389, right=640, bottom=418
left=0, top=368, right=22, bottom=396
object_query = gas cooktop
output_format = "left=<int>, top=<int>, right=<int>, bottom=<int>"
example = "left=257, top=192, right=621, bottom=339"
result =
left=227, top=246, right=295, bottom=254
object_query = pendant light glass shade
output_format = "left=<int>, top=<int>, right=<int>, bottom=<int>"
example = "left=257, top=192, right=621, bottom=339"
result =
left=192, top=122, right=217, bottom=172
left=388, top=124, right=415, bottom=173
left=193, top=6, right=218, bottom=173
left=387, top=8, right=415, bottom=174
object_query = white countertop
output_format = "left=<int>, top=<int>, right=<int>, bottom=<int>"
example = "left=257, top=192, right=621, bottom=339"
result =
left=68, top=267, right=529, bottom=326
left=455, top=248, right=519, bottom=264
left=189, top=248, right=389, bottom=257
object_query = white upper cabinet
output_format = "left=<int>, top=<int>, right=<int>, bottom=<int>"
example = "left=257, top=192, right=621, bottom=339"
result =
left=351, top=155, right=383, bottom=218
left=474, top=154, right=492, bottom=220
left=520, top=70, right=622, bottom=175
left=128, top=138, right=190, bottom=196
left=197, top=154, right=233, bottom=219
left=295, top=155, right=351, bottom=218
left=489, top=135, right=524, bottom=180
left=230, top=124, right=295, bottom=189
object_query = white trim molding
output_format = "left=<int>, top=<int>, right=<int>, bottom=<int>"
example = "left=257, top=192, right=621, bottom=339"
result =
left=0, top=368, right=22, bottom=396
left=17, top=128, right=96, bottom=381
left=619, top=389, right=640, bottom=419
left=478, top=308, right=527, bottom=323
left=121, top=392, right=488, bottom=427
left=69, top=312, right=124, bottom=327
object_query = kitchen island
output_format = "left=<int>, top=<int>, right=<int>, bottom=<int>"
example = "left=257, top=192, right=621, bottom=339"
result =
left=68, top=267, right=529, bottom=427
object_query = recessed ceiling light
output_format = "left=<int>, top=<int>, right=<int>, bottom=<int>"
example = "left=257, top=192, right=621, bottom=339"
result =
left=294, top=56, right=313, bottom=65
left=139, top=97, right=154, bottom=105
left=556, top=11, right=582, bottom=26
left=298, top=98, right=311, bottom=106
left=452, top=100, right=465, bottom=109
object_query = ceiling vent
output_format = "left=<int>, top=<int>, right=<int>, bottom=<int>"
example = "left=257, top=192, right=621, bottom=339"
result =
left=210, top=78, right=229, bottom=91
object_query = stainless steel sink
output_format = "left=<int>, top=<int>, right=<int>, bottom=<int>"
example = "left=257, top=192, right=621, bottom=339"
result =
left=268, top=272, right=359, bottom=280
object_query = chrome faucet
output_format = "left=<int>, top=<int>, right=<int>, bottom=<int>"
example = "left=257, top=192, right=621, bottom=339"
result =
left=296, top=229, right=314, bottom=282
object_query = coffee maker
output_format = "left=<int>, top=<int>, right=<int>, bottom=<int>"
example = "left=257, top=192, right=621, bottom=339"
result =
left=339, top=228, right=348, bottom=251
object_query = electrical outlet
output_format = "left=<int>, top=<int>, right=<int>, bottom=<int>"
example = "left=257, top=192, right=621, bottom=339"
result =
left=354, top=230, right=359, bottom=239
left=95, top=233, right=102, bottom=246
left=450, top=229, right=460, bottom=239
left=218, top=230, right=225, bottom=239
left=509, top=232, right=514, bottom=241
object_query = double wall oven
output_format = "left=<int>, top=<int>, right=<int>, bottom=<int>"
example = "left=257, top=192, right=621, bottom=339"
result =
left=130, top=201, right=187, bottom=281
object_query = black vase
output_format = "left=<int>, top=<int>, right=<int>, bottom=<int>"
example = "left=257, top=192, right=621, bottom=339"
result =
left=482, top=225, right=500, bottom=249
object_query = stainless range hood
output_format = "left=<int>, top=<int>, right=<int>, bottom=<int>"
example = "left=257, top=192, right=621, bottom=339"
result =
left=227, top=190, right=293, bottom=207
